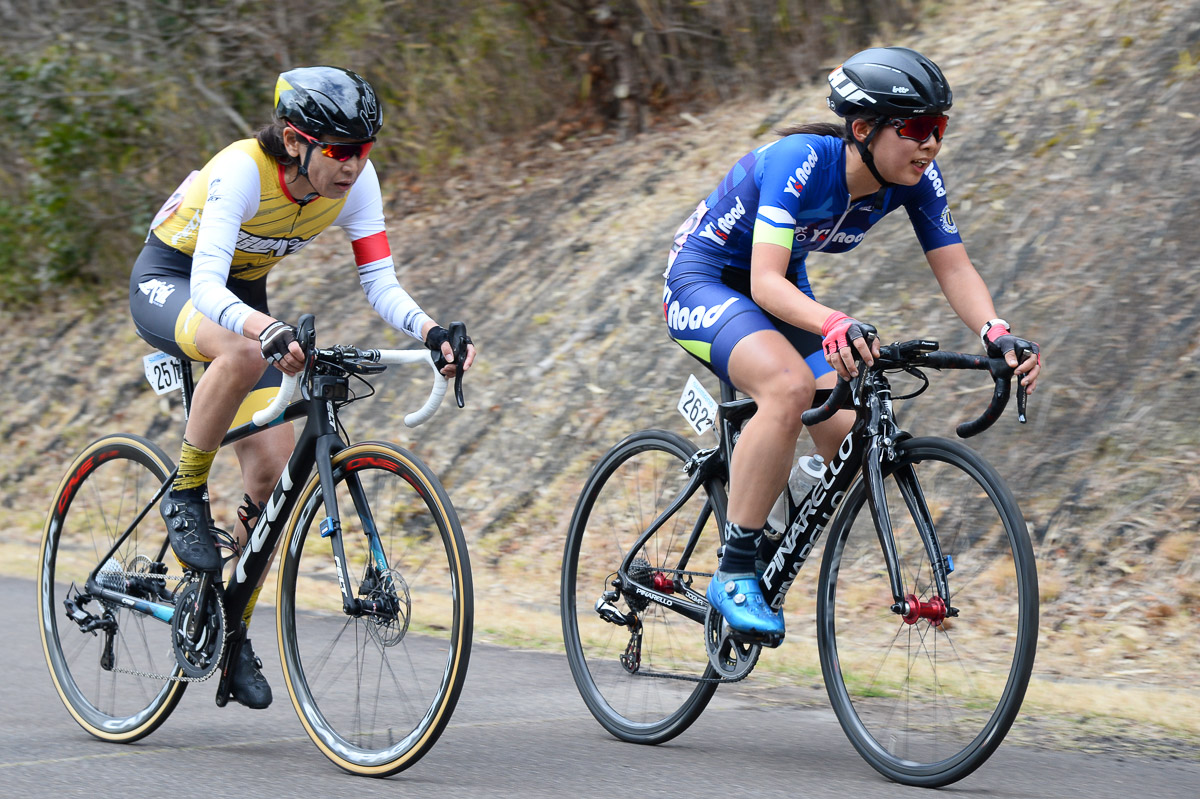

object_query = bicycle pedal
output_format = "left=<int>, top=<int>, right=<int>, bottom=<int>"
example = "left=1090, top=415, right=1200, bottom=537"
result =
left=729, top=628, right=785, bottom=649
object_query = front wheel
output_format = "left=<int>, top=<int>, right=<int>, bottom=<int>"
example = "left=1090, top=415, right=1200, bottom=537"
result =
left=38, top=434, right=187, bottom=742
left=817, top=437, right=1037, bottom=787
left=277, top=442, right=472, bottom=777
left=561, top=430, right=726, bottom=745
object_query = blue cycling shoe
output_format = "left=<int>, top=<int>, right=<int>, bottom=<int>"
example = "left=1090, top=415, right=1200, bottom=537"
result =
left=706, top=569, right=785, bottom=637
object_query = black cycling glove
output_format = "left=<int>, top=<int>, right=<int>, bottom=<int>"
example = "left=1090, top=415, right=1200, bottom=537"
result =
left=259, top=321, right=298, bottom=364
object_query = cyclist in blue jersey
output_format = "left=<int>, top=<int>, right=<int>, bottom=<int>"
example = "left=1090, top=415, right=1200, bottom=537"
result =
left=663, top=46, right=1041, bottom=637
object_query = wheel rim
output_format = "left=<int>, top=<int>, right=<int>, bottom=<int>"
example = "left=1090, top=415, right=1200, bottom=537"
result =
left=279, top=446, right=470, bottom=774
left=819, top=441, right=1036, bottom=782
left=563, top=434, right=722, bottom=737
left=39, top=437, right=186, bottom=739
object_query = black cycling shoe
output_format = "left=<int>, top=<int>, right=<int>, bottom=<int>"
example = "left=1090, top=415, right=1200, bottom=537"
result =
left=230, top=638, right=273, bottom=709
left=160, top=486, right=221, bottom=572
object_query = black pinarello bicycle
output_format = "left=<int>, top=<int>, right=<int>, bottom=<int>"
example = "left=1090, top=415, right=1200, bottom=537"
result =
left=38, top=315, right=472, bottom=777
left=561, top=336, right=1038, bottom=787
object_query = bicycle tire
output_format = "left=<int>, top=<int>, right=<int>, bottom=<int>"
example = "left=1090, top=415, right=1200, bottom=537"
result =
left=276, top=441, right=472, bottom=777
left=817, top=436, right=1038, bottom=787
left=38, top=433, right=187, bottom=742
left=561, top=429, right=726, bottom=745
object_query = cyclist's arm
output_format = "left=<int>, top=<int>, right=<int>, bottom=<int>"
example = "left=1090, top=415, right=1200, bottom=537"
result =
left=335, top=163, right=433, bottom=343
left=336, top=165, right=475, bottom=376
left=748, top=243, right=835, bottom=332
left=188, top=150, right=262, bottom=336
left=925, top=243, right=1040, bottom=390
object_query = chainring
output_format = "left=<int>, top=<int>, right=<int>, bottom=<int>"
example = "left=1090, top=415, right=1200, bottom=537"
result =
left=704, top=605, right=760, bottom=679
left=171, top=578, right=226, bottom=679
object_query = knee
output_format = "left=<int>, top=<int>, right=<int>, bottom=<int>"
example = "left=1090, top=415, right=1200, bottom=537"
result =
left=756, top=373, right=816, bottom=433
left=215, top=337, right=269, bottom=387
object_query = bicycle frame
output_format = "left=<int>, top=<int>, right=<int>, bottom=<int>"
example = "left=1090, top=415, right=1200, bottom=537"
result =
left=78, top=348, right=413, bottom=691
left=612, top=366, right=957, bottom=626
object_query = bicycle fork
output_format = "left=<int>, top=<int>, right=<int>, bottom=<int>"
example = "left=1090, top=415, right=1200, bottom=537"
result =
left=859, top=390, right=956, bottom=625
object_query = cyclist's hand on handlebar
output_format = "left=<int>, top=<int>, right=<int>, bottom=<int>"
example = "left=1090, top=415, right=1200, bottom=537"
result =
left=821, top=311, right=880, bottom=380
left=425, top=321, right=476, bottom=407
left=259, top=320, right=306, bottom=376
left=983, top=321, right=1041, bottom=393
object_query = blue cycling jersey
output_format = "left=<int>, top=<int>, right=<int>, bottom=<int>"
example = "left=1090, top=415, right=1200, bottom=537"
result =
left=667, top=133, right=961, bottom=279
left=662, top=132, right=962, bottom=385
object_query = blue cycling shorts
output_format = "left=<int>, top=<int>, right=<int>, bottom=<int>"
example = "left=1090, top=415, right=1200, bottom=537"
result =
left=663, top=256, right=833, bottom=386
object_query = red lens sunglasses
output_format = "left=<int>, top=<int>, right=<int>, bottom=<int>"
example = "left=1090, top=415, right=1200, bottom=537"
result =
left=287, top=122, right=374, bottom=162
left=889, top=115, right=949, bottom=143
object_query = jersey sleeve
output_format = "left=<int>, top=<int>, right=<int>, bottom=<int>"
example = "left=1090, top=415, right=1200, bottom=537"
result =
left=904, top=160, right=963, bottom=252
left=336, top=163, right=433, bottom=342
left=189, top=150, right=262, bottom=334
left=751, top=137, right=824, bottom=252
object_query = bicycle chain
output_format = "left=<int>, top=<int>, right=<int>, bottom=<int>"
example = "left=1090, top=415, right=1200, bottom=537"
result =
left=632, top=661, right=757, bottom=684
left=102, top=566, right=226, bottom=684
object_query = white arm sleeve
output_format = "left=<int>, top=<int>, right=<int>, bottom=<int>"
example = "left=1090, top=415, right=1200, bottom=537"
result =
left=336, top=163, right=433, bottom=342
left=189, top=151, right=261, bottom=335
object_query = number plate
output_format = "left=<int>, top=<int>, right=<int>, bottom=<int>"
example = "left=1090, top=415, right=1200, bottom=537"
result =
left=677, top=374, right=717, bottom=435
left=143, top=351, right=184, bottom=396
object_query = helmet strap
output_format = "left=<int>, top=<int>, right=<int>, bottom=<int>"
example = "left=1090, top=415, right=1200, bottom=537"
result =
left=847, top=118, right=893, bottom=191
left=288, top=142, right=321, bottom=205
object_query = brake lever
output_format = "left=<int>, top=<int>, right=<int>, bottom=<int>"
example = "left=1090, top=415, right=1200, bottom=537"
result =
left=448, top=321, right=468, bottom=409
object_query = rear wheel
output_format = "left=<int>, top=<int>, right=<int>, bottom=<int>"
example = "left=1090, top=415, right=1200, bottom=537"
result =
left=38, top=434, right=187, bottom=741
left=561, top=430, right=726, bottom=745
left=817, top=437, right=1037, bottom=787
left=277, top=442, right=472, bottom=776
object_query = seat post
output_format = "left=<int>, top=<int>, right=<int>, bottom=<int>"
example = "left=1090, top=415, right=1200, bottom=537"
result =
left=179, top=360, right=196, bottom=422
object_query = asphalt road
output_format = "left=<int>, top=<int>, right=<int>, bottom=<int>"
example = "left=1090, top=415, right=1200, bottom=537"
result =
left=5, top=575, right=1197, bottom=799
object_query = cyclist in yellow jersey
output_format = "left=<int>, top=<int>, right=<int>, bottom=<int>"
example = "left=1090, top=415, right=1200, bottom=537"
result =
left=130, top=66, right=476, bottom=708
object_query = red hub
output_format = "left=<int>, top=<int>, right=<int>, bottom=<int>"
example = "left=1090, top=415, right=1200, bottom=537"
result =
left=651, top=572, right=675, bottom=593
left=901, top=594, right=947, bottom=626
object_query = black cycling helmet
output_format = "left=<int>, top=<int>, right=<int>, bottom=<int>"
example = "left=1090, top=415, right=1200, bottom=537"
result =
left=827, top=46, right=953, bottom=119
left=274, top=66, right=382, bottom=141
left=827, top=47, right=951, bottom=195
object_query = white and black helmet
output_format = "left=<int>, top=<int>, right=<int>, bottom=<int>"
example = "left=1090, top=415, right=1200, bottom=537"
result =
left=827, top=46, right=953, bottom=119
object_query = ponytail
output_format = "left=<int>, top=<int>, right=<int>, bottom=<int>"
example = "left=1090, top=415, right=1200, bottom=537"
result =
left=255, top=119, right=297, bottom=166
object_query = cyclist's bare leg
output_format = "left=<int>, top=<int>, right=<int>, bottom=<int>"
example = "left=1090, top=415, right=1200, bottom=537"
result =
left=807, top=371, right=855, bottom=462
left=725, top=329, right=817, bottom=529
left=232, top=428, right=293, bottom=588
left=187, top=319, right=275, bottom=450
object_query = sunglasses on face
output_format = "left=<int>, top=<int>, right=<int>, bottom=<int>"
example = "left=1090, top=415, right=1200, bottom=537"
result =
left=287, top=122, right=375, bottom=162
left=888, top=115, right=949, bottom=143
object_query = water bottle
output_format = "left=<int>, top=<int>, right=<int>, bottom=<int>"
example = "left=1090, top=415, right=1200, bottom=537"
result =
left=766, top=453, right=825, bottom=533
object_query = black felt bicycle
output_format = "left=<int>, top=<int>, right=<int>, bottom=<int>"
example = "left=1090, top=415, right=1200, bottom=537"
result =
left=38, top=315, right=473, bottom=777
left=561, top=334, right=1038, bottom=787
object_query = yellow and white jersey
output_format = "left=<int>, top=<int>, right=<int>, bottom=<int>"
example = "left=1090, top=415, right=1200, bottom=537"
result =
left=147, top=139, right=430, bottom=341
left=153, top=139, right=348, bottom=281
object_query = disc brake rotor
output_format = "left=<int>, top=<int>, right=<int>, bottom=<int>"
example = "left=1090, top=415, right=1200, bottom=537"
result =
left=363, top=568, right=411, bottom=647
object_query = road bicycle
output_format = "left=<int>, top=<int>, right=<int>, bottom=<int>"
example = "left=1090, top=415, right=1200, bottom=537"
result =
left=38, top=315, right=473, bottom=777
left=561, top=334, right=1038, bottom=787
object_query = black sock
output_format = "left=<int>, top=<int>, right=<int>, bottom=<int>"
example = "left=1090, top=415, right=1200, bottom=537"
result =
left=719, top=521, right=762, bottom=574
